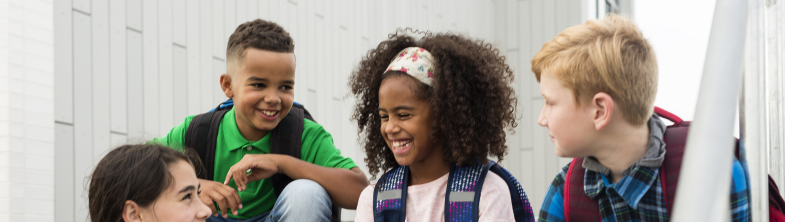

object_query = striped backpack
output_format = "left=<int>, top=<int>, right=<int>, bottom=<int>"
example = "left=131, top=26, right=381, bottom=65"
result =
left=372, top=160, right=535, bottom=222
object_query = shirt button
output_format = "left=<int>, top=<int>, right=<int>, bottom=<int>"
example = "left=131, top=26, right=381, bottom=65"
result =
left=246, top=146, right=252, bottom=151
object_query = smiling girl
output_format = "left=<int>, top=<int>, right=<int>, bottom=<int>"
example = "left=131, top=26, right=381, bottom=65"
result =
left=350, top=30, right=529, bottom=222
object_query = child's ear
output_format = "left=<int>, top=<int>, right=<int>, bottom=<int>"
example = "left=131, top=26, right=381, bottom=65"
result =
left=591, top=92, right=614, bottom=131
left=122, top=200, right=144, bottom=222
left=220, top=74, right=234, bottom=98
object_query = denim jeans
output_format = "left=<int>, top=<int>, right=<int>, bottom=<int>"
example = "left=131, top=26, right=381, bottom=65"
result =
left=206, top=179, right=332, bottom=222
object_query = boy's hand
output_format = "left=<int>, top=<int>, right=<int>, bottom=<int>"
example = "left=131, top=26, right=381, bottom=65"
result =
left=224, top=154, right=280, bottom=192
left=198, top=178, right=242, bottom=218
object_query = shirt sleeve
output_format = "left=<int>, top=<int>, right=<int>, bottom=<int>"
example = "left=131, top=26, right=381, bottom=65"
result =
left=479, top=173, right=515, bottom=221
left=354, top=185, right=376, bottom=222
left=148, top=115, right=194, bottom=151
left=730, top=158, right=751, bottom=222
left=539, top=163, right=570, bottom=222
left=299, top=119, right=358, bottom=170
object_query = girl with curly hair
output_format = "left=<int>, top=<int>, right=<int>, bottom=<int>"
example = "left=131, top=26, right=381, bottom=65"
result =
left=350, top=30, right=530, bottom=222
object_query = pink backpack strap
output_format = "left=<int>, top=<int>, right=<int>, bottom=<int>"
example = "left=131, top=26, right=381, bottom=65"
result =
left=564, top=158, right=601, bottom=222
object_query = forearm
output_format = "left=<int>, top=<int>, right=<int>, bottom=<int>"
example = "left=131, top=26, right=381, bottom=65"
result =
left=277, top=155, right=369, bottom=209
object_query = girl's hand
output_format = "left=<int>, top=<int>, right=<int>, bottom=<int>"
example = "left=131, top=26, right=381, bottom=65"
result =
left=224, top=154, right=280, bottom=192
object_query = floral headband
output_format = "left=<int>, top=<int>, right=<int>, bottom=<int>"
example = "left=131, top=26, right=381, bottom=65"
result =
left=384, top=47, right=435, bottom=86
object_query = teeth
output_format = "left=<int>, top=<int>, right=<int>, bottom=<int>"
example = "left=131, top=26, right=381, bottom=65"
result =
left=261, top=110, right=277, bottom=116
left=392, top=140, right=412, bottom=150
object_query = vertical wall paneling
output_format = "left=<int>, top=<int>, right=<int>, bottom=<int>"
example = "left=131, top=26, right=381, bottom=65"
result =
left=54, top=123, right=74, bottom=222
left=72, top=11, right=92, bottom=222
left=73, top=0, right=90, bottom=15
left=529, top=0, right=544, bottom=97
left=172, top=0, right=187, bottom=47
left=173, top=46, right=188, bottom=124
left=158, top=0, right=174, bottom=134
left=200, top=0, right=214, bottom=110
left=53, top=0, right=74, bottom=219
left=518, top=0, right=534, bottom=150
left=110, top=0, right=128, bottom=134
left=236, top=0, right=248, bottom=24
left=54, top=0, right=73, bottom=124
left=213, top=59, right=226, bottom=105
left=126, top=0, right=142, bottom=32
left=92, top=0, right=111, bottom=163
left=126, top=30, right=144, bottom=139
left=142, top=0, right=160, bottom=137
left=224, top=0, right=235, bottom=59
left=248, top=0, right=259, bottom=20
left=212, top=0, right=224, bottom=60
left=530, top=98, right=546, bottom=213
left=186, top=0, right=202, bottom=115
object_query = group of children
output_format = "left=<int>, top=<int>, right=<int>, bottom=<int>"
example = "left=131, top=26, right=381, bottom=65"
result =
left=86, top=14, right=751, bottom=222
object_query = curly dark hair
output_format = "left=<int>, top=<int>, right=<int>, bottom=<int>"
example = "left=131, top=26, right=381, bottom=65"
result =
left=227, top=19, right=294, bottom=64
left=350, top=30, right=518, bottom=179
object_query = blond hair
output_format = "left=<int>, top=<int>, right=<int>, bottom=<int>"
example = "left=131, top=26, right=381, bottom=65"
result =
left=531, top=14, right=658, bottom=125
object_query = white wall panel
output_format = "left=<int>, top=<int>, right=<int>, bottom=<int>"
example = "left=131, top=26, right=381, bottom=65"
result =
left=518, top=0, right=534, bottom=150
left=54, top=0, right=73, bottom=124
left=236, top=0, right=247, bottom=25
left=126, top=0, right=142, bottom=32
left=73, top=0, right=90, bottom=14
left=110, top=0, right=128, bottom=134
left=212, top=0, right=224, bottom=59
left=172, top=0, right=187, bottom=47
left=127, top=30, right=144, bottom=138
left=142, top=0, right=159, bottom=137
left=187, top=0, right=202, bottom=115
left=72, top=11, right=92, bottom=222
left=213, top=58, right=227, bottom=105
left=54, top=124, right=73, bottom=222
left=200, top=0, right=214, bottom=112
left=93, top=0, right=112, bottom=163
left=158, top=0, right=175, bottom=134
left=173, top=46, right=188, bottom=123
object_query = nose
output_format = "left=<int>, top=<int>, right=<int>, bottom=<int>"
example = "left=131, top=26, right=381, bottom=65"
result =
left=383, top=120, right=400, bottom=135
left=263, top=91, right=281, bottom=105
left=538, top=106, right=548, bottom=127
left=194, top=198, right=212, bottom=221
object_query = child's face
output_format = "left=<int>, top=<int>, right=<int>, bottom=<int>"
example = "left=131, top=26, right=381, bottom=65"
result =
left=138, top=160, right=212, bottom=222
left=537, top=71, right=599, bottom=157
left=378, top=76, right=440, bottom=167
left=223, top=48, right=296, bottom=140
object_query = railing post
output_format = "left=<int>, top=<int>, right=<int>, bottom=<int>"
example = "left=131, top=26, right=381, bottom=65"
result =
left=670, top=0, right=748, bottom=221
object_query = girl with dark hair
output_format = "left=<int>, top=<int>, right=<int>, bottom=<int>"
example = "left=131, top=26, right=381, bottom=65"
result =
left=88, top=144, right=212, bottom=222
left=350, top=30, right=526, bottom=221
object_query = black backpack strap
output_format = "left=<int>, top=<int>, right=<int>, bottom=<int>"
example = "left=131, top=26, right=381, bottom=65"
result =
left=184, top=109, right=230, bottom=180
left=373, top=166, right=409, bottom=222
left=269, top=104, right=307, bottom=196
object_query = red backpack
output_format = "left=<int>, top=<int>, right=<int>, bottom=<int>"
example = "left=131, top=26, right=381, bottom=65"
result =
left=562, top=107, right=785, bottom=221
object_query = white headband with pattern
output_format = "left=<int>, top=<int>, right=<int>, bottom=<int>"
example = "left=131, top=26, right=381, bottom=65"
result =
left=383, top=47, right=435, bottom=86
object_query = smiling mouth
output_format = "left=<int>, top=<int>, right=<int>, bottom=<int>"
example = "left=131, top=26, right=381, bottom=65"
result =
left=258, top=109, right=279, bottom=117
left=391, top=140, right=412, bottom=151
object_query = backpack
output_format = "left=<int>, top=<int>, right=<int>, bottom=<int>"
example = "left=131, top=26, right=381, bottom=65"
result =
left=183, top=99, right=341, bottom=222
left=372, top=160, right=535, bottom=222
left=563, top=107, right=785, bottom=221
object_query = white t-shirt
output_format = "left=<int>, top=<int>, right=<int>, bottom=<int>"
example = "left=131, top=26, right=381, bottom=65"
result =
left=354, top=172, right=515, bottom=222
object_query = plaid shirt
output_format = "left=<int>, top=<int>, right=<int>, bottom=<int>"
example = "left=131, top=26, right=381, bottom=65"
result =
left=538, top=159, right=751, bottom=222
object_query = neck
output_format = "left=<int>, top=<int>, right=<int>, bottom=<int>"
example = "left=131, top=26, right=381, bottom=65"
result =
left=407, top=148, right=450, bottom=186
left=236, top=119, right=268, bottom=142
left=592, top=120, right=650, bottom=183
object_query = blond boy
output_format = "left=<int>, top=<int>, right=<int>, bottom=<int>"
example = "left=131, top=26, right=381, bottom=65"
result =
left=532, top=15, right=749, bottom=222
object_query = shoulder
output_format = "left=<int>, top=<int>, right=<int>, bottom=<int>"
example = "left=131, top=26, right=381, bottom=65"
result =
left=355, top=185, right=377, bottom=221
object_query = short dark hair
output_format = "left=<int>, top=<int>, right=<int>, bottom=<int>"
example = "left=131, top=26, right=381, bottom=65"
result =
left=226, top=19, right=295, bottom=66
left=88, top=144, right=191, bottom=222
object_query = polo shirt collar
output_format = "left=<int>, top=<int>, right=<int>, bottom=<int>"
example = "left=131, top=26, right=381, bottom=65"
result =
left=222, top=108, right=271, bottom=151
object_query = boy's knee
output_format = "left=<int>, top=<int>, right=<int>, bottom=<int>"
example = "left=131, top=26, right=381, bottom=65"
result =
left=283, top=179, right=329, bottom=197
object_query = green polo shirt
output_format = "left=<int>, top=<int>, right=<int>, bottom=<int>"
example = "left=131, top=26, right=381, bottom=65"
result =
left=151, top=107, right=357, bottom=219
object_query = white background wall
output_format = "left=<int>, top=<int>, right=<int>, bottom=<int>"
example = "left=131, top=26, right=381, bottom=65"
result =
left=0, top=0, right=56, bottom=221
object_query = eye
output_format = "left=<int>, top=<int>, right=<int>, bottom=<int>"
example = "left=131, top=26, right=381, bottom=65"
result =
left=251, top=83, right=266, bottom=88
left=398, top=113, right=411, bottom=118
left=281, top=85, right=293, bottom=90
left=183, top=193, right=192, bottom=201
left=380, top=114, right=389, bottom=120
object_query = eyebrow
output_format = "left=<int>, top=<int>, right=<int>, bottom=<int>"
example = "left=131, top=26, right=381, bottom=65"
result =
left=178, top=185, right=196, bottom=194
left=378, top=106, right=415, bottom=112
left=247, top=76, right=295, bottom=85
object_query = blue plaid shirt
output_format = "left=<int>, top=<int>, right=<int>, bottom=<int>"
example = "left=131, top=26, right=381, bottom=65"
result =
left=538, top=159, right=750, bottom=222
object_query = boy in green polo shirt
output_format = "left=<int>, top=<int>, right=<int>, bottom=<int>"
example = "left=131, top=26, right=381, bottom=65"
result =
left=151, top=19, right=368, bottom=222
